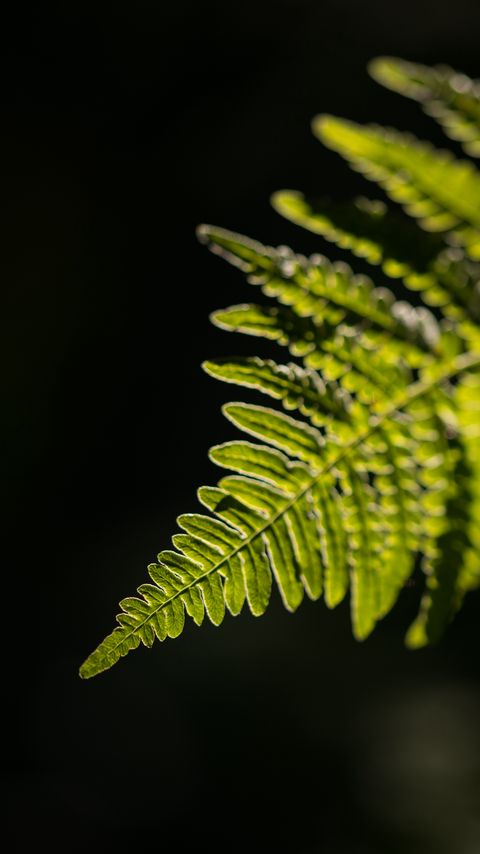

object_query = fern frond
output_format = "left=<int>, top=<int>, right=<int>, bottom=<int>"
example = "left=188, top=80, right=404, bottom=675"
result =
left=199, top=226, right=442, bottom=374
left=314, top=115, right=480, bottom=260
left=406, top=438, right=473, bottom=647
left=370, top=56, right=480, bottom=158
left=209, top=302, right=405, bottom=398
left=456, top=369, right=480, bottom=593
left=406, top=368, right=480, bottom=646
left=80, top=351, right=480, bottom=678
left=272, top=190, right=480, bottom=322
left=82, top=56, right=480, bottom=680
left=198, top=224, right=440, bottom=351
left=272, top=191, right=442, bottom=277
left=202, top=357, right=352, bottom=426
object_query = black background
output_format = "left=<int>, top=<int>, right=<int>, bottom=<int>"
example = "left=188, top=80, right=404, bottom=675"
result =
left=4, top=2, right=480, bottom=852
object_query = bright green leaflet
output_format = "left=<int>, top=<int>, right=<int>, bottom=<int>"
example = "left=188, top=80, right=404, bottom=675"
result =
left=81, top=57, right=480, bottom=679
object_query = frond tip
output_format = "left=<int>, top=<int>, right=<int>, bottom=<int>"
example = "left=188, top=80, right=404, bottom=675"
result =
left=80, top=350, right=480, bottom=678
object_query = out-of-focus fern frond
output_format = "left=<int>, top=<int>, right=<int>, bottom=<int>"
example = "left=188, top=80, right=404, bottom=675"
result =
left=273, top=191, right=442, bottom=277
left=272, top=191, right=480, bottom=323
left=370, top=56, right=480, bottom=158
left=406, top=368, right=480, bottom=647
left=313, top=115, right=480, bottom=260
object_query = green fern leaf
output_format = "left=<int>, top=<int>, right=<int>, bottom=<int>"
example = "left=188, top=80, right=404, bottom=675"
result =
left=80, top=349, right=480, bottom=678
left=406, top=368, right=480, bottom=646
left=314, top=115, right=480, bottom=260
left=222, top=402, right=324, bottom=466
left=272, top=190, right=442, bottom=276
left=370, top=56, right=480, bottom=158
left=272, top=190, right=480, bottom=322
left=210, top=303, right=400, bottom=397
left=200, top=225, right=443, bottom=402
left=199, top=224, right=441, bottom=352
left=81, top=56, right=480, bottom=679
left=202, top=357, right=352, bottom=426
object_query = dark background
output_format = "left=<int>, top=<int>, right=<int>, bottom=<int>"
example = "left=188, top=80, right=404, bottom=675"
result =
left=4, top=1, right=480, bottom=851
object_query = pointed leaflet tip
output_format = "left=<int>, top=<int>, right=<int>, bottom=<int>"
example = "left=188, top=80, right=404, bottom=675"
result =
left=312, top=112, right=345, bottom=130
left=271, top=190, right=311, bottom=229
left=367, top=55, right=398, bottom=83
left=270, top=188, right=302, bottom=214
left=311, top=114, right=351, bottom=148
left=79, top=644, right=115, bottom=680
left=196, top=223, right=212, bottom=244
left=201, top=359, right=214, bottom=375
left=367, top=56, right=431, bottom=100
left=197, top=223, right=241, bottom=250
left=196, top=223, right=244, bottom=248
